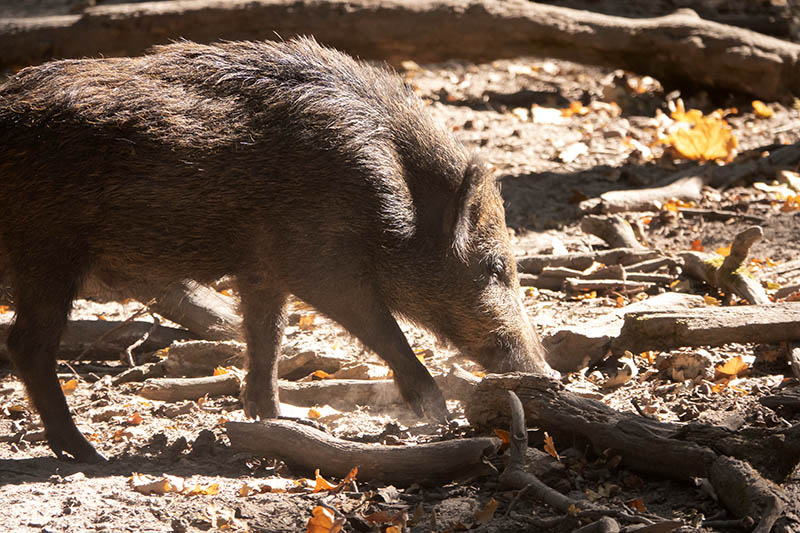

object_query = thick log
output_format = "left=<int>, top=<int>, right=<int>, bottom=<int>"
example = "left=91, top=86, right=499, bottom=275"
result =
left=611, top=303, right=800, bottom=355
left=226, top=419, right=499, bottom=486
left=579, top=174, right=706, bottom=214
left=2, top=0, right=799, bottom=99
left=138, top=373, right=241, bottom=402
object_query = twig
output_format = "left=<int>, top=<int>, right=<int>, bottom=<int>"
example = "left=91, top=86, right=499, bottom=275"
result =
left=122, top=314, right=160, bottom=366
left=73, top=298, right=157, bottom=362
left=678, top=207, right=766, bottom=224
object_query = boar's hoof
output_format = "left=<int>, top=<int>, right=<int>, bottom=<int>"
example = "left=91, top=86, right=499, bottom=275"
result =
left=48, top=430, right=108, bottom=463
left=407, top=387, right=450, bottom=424
left=241, top=385, right=281, bottom=420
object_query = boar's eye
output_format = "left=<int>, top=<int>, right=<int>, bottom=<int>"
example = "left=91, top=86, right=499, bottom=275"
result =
left=486, top=256, right=508, bottom=284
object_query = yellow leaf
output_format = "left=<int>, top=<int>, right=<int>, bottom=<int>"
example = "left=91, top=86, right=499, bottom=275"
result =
left=716, top=356, right=749, bottom=378
left=703, top=295, right=720, bottom=306
left=186, top=482, right=219, bottom=496
left=308, top=407, right=322, bottom=419
left=561, top=101, right=589, bottom=117
left=752, top=100, right=774, bottom=118
left=543, top=432, right=559, bottom=460
left=474, top=498, right=499, bottom=525
left=60, top=378, right=78, bottom=394
left=666, top=109, right=738, bottom=162
left=299, top=314, right=316, bottom=330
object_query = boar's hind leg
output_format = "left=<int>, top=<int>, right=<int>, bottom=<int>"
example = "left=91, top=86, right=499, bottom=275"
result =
left=6, top=261, right=105, bottom=462
left=237, top=279, right=288, bottom=420
left=304, top=287, right=449, bottom=423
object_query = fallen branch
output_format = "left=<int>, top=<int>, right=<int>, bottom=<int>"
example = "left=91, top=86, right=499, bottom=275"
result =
left=517, top=248, right=660, bottom=275
left=0, top=318, right=192, bottom=362
left=678, top=207, right=766, bottom=224
left=465, top=373, right=798, bottom=527
left=579, top=174, right=706, bottom=214
left=225, top=419, right=499, bottom=486
left=612, top=302, right=800, bottom=354
left=680, top=226, right=770, bottom=305
left=138, top=373, right=241, bottom=402
left=565, top=278, right=654, bottom=294
left=580, top=215, right=644, bottom=249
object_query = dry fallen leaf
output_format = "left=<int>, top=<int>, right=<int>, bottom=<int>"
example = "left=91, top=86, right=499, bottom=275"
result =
left=543, top=432, right=559, bottom=460
left=715, top=245, right=731, bottom=257
left=493, top=428, right=510, bottom=445
left=130, top=473, right=184, bottom=495
left=186, top=482, right=219, bottom=496
left=690, top=239, right=704, bottom=252
left=307, top=506, right=343, bottom=533
left=629, top=498, right=647, bottom=512
left=716, top=356, right=749, bottom=378
left=313, top=469, right=337, bottom=493
left=703, top=295, right=721, bottom=306
left=60, top=378, right=78, bottom=394
left=665, top=104, right=738, bottom=162
left=299, top=314, right=316, bottom=330
left=126, top=412, right=144, bottom=426
left=752, top=100, right=774, bottom=119
left=474, top=498, right=499, bottom=525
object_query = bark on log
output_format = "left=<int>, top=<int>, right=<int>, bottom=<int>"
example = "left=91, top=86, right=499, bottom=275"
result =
left=580, top=215, right=644, bottom=249
left=611, top=302, right=800, bottom=354
left=2, top=0, right=799, bottom=100
left=579, top=174, right=707, bottom=214
left=0, top=318, right=193, bottom=362
left=517, top=248, right=660, bottom=275
left=139, top=373, right=241, bottom=402
left=136, top=280, right=242, bottom=342
left=225, top=419, right=499, bottom=486
left=464, top=373, right=799, bottom=526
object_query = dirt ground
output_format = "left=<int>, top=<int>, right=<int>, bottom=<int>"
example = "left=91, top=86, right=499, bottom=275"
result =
left=3, top=2, right=800, bottom=532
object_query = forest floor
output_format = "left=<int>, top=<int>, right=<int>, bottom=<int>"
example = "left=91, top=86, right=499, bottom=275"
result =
left=2, top=1, right=800, bottom=532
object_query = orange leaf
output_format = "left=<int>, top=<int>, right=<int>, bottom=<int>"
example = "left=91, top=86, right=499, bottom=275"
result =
left=299, top=314, right=316, bottom=330
left=126, top=412, right=144, bottom=426
left=308, top=407, right=322, bottom=419
left=716, top=356, right=749, bottom=378
left=313, top=469, right=337, bottom=493
left=213, top=366, right=230, bottom=376
left=666, top=103, right=738, bottom=162
left=493, top=429, right=510, bottom=444
left=364, top=511, right=393, bottom=524
left=0, top=305, right=11, bottom=314
left=60, top=378, right=78, bottom=394
left=629, top=498, right=647, bottom=512
left=715, top=245, right=731, bottom=257
left=474, top=498, right=499, bottom=525
left=690, top=239, right=704, bottom=251
left=312, top=370, right=331, bottom=380
left=543, top=432, right=559, bottom=460
left=307, top=506, right=343, bottom=533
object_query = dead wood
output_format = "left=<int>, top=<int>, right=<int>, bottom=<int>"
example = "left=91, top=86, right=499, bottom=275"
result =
left=680, top=226, right=770, bottom=305
left=520, top=265, right=672, bottom=292
left=139, top=280, right=242, bottom=341
left=0, top=318, right=192, bottom=362
left=775, top=284, right=800, bottom=300
left=565, top=278, right=654, bottom=294
left=543, top=292, right=706, bottom=373
left=579, top=174, right=707, bottom=214
left=623, top=257, right=678, bottom=273
left=225, top=419, right=499, bottom=486
left=678, top=207, right=766, bottom=224
left=580, top=215, right=644, bottom=249
left=279, top=379, right=402, bottom=409
left=138, top=373, right=241, bottom=402
left=3, top=0, right=800, bottom=99
left=517, top=248, right=660, bottom=275
left=612, top=303, right=800, bottom=354
left=466, top=374, right=798, bottom=526
left=159, top=341, right=340, bottom=380
left=792, top=345, right=800, bottom=382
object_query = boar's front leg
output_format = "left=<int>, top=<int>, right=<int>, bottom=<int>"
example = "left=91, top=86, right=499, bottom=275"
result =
left=300, top=285, right=449, bottom=423
left=238, top=279, right=288, bottom=420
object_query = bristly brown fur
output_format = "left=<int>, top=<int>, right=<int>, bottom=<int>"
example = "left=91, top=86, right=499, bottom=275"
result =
left=0, top=37, right=550, bottom=461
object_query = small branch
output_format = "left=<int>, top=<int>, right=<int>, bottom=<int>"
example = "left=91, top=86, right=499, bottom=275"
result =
left=580, top=215, right=644, bottom=249
left=580, top=174, right=707, bottom=214
left=678, top=207, right=766, bottom=224
left=517, top=248, right=661, bottom=275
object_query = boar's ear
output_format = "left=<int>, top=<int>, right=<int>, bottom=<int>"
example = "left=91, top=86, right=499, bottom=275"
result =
left=446, top=162, right=486, bottom=259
